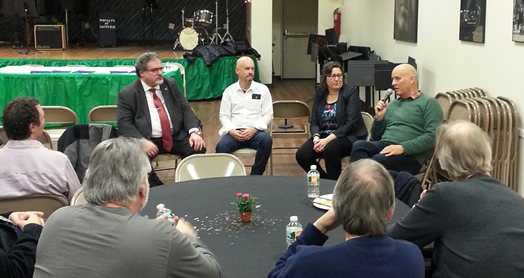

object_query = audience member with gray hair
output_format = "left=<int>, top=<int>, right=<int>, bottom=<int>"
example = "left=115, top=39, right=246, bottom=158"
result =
left=387, top=120, right=524, bottom=278
left=33, top=137, right=221, bottom=278
left=269, top=159, right=424, bottom=278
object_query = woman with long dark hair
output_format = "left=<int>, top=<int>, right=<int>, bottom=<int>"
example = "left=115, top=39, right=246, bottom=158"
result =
left=295, top=62, right=367, bottom=180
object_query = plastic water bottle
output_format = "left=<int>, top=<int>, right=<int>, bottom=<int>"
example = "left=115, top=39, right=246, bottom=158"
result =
left=156, top=203, right=175, bottom=224
left=307, top=165, right=320, bottom=198
left=285, top=216, right=303, bottom=247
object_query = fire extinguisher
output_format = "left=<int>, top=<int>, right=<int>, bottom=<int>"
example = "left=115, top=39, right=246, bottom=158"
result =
left=333, top=8, right=341, bottom=35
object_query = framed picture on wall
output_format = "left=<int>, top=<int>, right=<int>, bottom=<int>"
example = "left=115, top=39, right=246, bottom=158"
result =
left=459, top=0, right=486, bottom=43
left=394, top=0, right=418, bottom=43
left=514, top=0, right=524, bottom=42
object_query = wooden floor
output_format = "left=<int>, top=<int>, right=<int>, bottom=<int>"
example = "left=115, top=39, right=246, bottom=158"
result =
left=0, top=44, right=320, bottom=183
left=0, top=43, right=185, bottom=60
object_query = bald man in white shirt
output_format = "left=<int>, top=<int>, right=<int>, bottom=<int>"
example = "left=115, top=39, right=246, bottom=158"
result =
left=216, top=57, right=273, bottom=175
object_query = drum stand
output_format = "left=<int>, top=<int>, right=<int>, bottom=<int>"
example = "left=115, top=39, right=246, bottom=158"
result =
left=222, top=0, right=234, bottom=42
left=173, top=9, right=185, bottom=50
left=210, top=1, right=223, bottom=45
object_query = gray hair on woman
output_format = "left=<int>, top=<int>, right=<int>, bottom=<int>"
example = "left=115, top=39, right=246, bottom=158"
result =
left=83, top=137, right=151, bottom=206
left=319, top=61, right=345, bottom=93
left=332, top=159, right=395, bottom=236
left=135, top=52, right=161, bottom=78
left=436, top=120, right=492, bottom=180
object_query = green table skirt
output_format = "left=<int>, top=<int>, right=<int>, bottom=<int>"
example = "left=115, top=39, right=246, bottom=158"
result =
left=0, top=56, right=259, bottom=125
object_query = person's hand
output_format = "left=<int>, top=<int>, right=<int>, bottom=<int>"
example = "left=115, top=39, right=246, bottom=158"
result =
left=229, top=129, right=246, bottom=142
left=189, top=133, right=205, bottom=151
left=313, top=139, right=323, bottom=153
left=313, top=208, right=339, bottom=234
left=375, top=100, right=388, bottom=121
left=9, top=211, right=45, bottom=229
left=141, top=139, right=159, bottom=157
left=241, top=127, right=257, bottom=141
left=156, top=213, right=180, bottom=226
left=419, top=189, right=427, bottom=200
left=176, top=218, right=197, bottom=239
left=380, top=144, right=404, bottom=156
left=412, top=190, right=428, bottom=208
left=314, top=138, right=330, bottom=153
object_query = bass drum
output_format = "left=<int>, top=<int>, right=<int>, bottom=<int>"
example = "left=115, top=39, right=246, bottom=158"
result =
left=179, top=27, right=209, bottom=50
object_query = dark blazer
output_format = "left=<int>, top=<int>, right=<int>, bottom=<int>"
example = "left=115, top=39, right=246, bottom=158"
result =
left=310, top=84, right=367, bottom=143
left=117, top=77, right=199, bottom=141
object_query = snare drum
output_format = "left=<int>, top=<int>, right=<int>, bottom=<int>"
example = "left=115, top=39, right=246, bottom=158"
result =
left=194, top=10, right=213, bottom=27
left=179, top=27, right=209, bottom=50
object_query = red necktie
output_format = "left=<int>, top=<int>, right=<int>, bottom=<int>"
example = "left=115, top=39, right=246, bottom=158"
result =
left=151, top=88, right=173, bottom=152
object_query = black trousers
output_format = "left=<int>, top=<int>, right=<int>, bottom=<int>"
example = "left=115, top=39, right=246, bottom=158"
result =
left=295, top=134, right=353, bottom=180
left=148, top=135, right=206, bottom=187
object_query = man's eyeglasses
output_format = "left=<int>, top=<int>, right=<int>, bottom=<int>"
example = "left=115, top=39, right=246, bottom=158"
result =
left=145, top=67, right=163, bottom=73
left=328, top=74, right=343, bottom=80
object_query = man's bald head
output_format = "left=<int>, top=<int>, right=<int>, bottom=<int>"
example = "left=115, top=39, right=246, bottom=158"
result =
left=391, top=63, right=418, bottom=98
left=436, top=120, right=492, bottom=180
left=236, top=56, right=254, bottom=68
left=236, top=56, right=255, bottom=86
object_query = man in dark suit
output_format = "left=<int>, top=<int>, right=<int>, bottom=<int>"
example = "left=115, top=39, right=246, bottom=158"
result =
left=117, top=52, right=205, bottom=186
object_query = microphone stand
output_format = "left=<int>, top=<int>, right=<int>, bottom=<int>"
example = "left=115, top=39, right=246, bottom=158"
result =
left=223, top=0, right=234, bottom=42
left=210, top=1, right=223, bottom=45
left=65, top=8, right=69, bottom=48
left=20, top=8, right=32, bottom=55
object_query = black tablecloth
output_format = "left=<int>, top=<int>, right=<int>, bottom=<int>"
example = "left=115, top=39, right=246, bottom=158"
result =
left=141, top=176, right=410, bottom=278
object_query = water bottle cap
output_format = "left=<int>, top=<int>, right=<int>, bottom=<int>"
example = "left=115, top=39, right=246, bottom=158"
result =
left=290, top=216, right=298, bottom=222
left=310, top=165, right=317, bottom=170
left=156, top=203, right=165, bottom=210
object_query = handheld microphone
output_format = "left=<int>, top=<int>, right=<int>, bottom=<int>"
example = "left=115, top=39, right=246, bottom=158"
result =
left=382, top=88, right=394, bottom=102
left=377, top=88, right=394, bottom=112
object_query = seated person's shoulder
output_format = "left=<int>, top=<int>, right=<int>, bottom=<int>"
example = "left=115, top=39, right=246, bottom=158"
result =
left=40, top=148, right=71, bottom=163
left=252, top=81, right=270, bottom=92
left=390, top=238, right=424, bottom=263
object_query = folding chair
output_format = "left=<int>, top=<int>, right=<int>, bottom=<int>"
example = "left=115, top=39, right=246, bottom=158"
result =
left=270, top=100, right=311, bottom=175
left=41, top=106, right=79, bottom=144
left=0, top=194, right=69, bottom=220
left=88, top=105, right=118, bottom=124
left=175, top=153, right=246, bottom=182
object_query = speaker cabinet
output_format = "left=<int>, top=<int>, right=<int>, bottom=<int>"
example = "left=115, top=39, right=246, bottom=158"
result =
left=98, top=12, right=116, bottom=47
left=34, top=25, right=66, bottom=50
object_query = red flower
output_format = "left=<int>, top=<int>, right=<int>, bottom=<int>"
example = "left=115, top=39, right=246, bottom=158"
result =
left=236, top=193, right=242, bottom=197
left=242, top=194, right=249, bottom=199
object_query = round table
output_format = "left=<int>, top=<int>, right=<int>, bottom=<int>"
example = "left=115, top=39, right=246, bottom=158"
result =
left=141, top=176, right=409, bottom=278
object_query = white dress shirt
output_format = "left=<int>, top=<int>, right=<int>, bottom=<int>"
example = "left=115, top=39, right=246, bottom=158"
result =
left=141, top=80, right=174, bottom=138
left=219, top=81, right=273, bottom=136
left=141, top=80, right=199, bottom=138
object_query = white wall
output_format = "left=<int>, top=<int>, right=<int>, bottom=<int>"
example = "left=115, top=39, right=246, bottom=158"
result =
left=342, top=0, right=524, bottom=195
left=249, top=0, right=273, bottom=84
left=318, top=0, right=343, bottom=35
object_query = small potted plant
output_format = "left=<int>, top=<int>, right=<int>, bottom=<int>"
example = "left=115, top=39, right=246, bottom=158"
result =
left=235, top=193, right=254, bottom=222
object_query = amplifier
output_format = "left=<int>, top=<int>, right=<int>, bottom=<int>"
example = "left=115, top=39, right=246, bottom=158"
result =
left=34, top=25, right=66, bottom=50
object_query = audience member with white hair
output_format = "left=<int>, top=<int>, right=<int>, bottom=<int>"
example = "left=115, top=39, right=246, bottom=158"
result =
left=269, top=159, right=424, bottom=278
left=386, top=120, right=524, bottom=277
left=33, top=137, right=221, bottom=278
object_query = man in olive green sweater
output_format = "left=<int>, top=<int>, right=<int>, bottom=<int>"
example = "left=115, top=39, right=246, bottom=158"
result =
left=349, top=64, right=443, bottom=174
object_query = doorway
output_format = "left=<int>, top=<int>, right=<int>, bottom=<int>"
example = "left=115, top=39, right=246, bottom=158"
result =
left=279, top=0, right=318, bottom=79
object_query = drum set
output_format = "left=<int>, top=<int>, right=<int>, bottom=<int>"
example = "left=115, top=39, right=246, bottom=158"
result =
left=174, top=0, right=234, bottom=51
